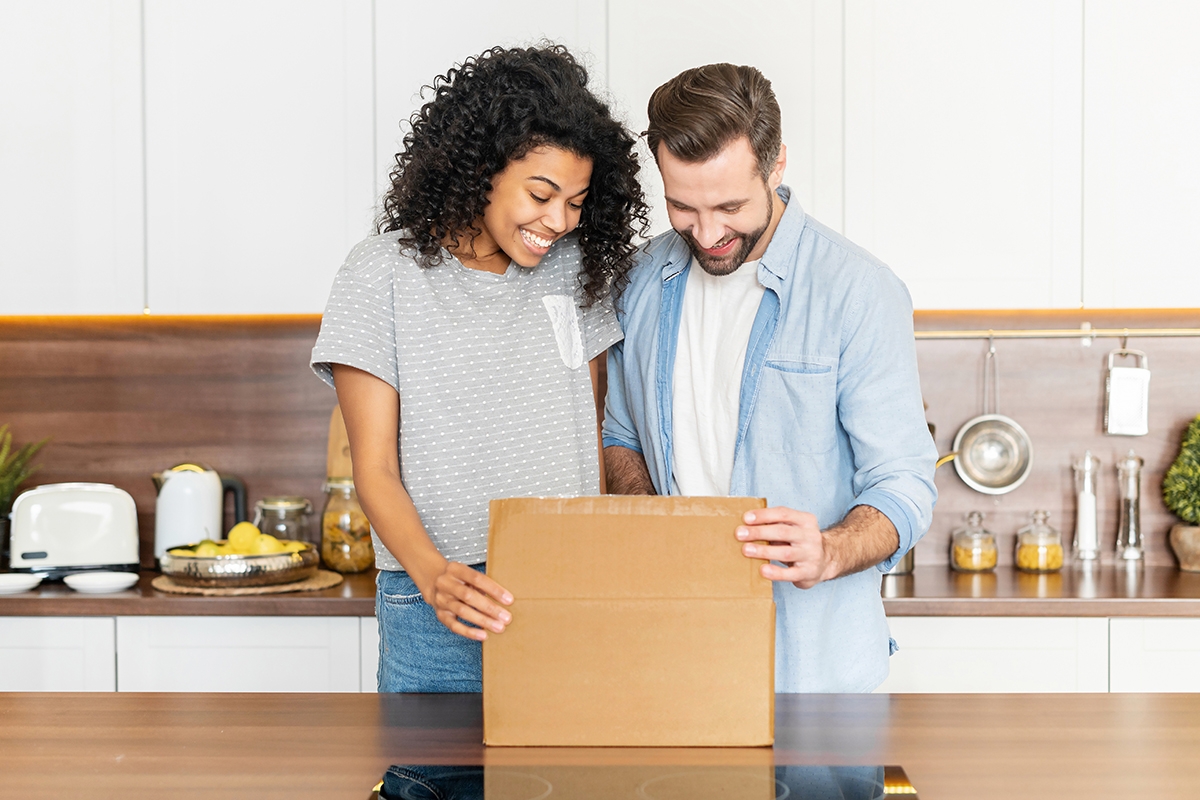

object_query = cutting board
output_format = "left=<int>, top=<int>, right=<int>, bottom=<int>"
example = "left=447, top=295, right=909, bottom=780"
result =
left=326, top=406, right=353, bottom=479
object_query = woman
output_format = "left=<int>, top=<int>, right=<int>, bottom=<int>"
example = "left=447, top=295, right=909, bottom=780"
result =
left=311, top=44, right=648, bottom=692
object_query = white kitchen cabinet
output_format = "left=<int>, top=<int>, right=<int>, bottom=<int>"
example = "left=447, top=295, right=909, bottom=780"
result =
left=143, top=0, right=375, bottom=313
left=0, top=617, right=116, bottom=692
left=0, top=0, right=144, bottom=315
left=373, top=1, right=607, bottom=198
left=844, top=0, right=1084, bottom=309
left=116, top=616, right=361, bottom=692
left=877, top=616, right=1109, bottom=693
left=1109, top=618, right=1200, bottom=693
left=360, top=615, right=379, bottom=693
left=1081, top=1, right=1200, bottom=308
left=606, top=0, right=844, bottom=236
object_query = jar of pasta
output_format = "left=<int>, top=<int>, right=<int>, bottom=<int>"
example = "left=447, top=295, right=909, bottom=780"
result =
left=320, top=478, right=374, bottom=573
left=950, top=511, right=997, bottom=572
left=1015, top=510, right=1065, bottom=573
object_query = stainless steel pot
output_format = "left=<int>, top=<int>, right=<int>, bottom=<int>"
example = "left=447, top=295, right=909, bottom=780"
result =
left=936, top=344, right=1033, bottom=495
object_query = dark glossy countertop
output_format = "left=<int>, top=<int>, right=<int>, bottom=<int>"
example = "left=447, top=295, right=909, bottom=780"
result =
left=2, top=692, right=1198, bottom=800
left=3, top=564, right=1200, bottom=617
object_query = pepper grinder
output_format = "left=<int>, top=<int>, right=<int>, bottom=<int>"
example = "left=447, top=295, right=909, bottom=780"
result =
left=1072, top=451, right=1101, bottom=562
left=1115, top=450, right=1145, bottom=562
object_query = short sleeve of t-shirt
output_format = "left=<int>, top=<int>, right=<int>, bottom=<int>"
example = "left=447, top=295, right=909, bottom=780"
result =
left=310, top=238, right=401, bottom=392
left=579, top=292, right=623, bottom=362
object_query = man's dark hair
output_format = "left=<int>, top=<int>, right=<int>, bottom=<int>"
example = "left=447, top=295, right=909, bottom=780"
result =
left=645, top=63, right=782, bottom=179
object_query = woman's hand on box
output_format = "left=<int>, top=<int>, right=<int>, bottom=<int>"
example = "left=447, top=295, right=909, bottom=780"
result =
left=429, top=561, right=514, bottom=641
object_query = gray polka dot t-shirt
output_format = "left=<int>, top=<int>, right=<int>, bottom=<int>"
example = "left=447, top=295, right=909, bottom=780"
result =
left=311, top=231, right=621, bottom=570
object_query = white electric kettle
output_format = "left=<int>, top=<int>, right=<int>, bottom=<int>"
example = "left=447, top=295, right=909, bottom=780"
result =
left=152, top=463, right=247, bottom=560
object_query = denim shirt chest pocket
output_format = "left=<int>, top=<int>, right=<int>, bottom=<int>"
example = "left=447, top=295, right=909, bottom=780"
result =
left=753, top=357, right=839, bottom=454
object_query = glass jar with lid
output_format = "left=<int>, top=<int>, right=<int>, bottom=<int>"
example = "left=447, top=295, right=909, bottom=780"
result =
left=1015, top=510, right=1065, bottom=573
left=252, top=496, right=316, bottom=548
left=320, top=478, right=374, bottom=573
left=950, top=511, right=997, bottom=572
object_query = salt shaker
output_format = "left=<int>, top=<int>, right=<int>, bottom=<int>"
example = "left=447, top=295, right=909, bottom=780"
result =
left=1072, top=452, right=1100, bottom=562
left=1115, top=450, right=1144, bottom=562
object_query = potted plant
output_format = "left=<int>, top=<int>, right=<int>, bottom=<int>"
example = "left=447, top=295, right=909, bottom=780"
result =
left=1164, top=414, right=1200, bottom=572
left=1, top=424, right=47, bottom=569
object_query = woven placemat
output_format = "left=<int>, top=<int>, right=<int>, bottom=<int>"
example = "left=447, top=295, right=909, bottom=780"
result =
left=151, top=569, right=344, bottom=596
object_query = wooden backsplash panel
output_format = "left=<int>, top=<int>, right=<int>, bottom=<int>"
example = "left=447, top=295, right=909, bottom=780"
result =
left=2, top=310, right=1197, bottom=570
left=915, top=309, right=1200, bottom=567
left=0, top=316, right=334, bottom=567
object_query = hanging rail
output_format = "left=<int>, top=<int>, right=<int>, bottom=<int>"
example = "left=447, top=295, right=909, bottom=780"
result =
left=914, top=325, right=1200, bottom=341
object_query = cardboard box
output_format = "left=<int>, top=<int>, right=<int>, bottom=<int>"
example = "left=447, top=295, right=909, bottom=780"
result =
left=482, top=496, right=774, bottom=747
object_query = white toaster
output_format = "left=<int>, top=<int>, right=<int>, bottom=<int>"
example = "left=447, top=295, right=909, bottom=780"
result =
left=9, top=483, right=140, bottom=578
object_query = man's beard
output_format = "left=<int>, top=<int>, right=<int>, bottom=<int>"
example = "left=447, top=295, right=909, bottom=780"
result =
left=681, top=187, right=774, bottom=276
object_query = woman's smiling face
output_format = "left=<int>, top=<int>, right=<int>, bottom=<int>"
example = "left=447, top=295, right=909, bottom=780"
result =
left=458, top=145, right=593, bottom=273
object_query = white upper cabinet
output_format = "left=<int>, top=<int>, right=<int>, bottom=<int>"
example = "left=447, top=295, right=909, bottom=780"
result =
left=606, top=0, right=844, bottom=237
left=143, top=0, right=375, bottom=313
left=844, top=0, right=1084, bottom=309
left=373, top=1, right=607, bottom=200
left=0, top=0, right=144, bottom=314
left=1082, top=1, right=1200, bottom=308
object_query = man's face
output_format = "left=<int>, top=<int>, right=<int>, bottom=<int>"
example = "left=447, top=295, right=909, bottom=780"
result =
left=657, top=136, right=785, bottom=276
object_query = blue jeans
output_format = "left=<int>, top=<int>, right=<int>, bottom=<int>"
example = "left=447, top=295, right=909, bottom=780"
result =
left=375, top=567, right=483, bottom=693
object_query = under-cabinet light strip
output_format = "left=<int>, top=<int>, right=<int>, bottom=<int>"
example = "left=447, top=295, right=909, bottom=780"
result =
left=914, top=327, right=1200, bottom=340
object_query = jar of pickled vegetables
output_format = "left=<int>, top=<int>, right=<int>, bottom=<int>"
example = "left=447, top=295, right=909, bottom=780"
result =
left=320, top=479, right=374, bottom=573
left=950, top=511, right=997, bottom=572
left=1015, top=510, right=1064, bottom=573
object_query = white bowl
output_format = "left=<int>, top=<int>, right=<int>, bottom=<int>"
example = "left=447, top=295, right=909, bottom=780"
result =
left=64, top=571, right=140, bottom=594
left=0, top=573, right=44, bottom=594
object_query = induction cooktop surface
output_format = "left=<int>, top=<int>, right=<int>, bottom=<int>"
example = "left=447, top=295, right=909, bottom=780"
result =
left=374, top=764, right=919, bottom=799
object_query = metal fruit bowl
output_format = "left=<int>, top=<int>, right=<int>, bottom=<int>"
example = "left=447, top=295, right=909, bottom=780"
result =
left=159, top=541, right=319, bottom=588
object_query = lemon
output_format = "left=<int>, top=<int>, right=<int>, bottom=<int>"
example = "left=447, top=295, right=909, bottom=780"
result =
left=251, top=533, right=287, bottom=555
left=281, top=541, right=307, bottom=553
left=194, top=541, right=221, bottom=557
left=228, top=521, right=261, bottom=553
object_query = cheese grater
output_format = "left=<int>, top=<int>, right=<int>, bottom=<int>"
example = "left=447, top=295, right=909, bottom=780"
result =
left=1104, top=349, right=1150, bottom=436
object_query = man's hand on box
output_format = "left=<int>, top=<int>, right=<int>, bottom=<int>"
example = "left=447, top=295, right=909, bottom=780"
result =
left=429, top=561, right=514, bottom=641
left=736, top=507, right=837, bottom=589
left=736, top=505, right=900, bottom=589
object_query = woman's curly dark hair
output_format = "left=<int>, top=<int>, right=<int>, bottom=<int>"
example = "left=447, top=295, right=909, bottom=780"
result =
left=377, top=44, right=650, bottom=306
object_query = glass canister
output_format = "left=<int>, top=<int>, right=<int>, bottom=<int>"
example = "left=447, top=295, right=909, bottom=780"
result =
left=950, top=511, right=998, bottom=572
left=321, top=478, right=374, bottom=573
left=1115, top=450, right=1145, bottom=562
left=1015, top=510, right=1065, bottom=573
left=252, top=496, right=316, bottom=548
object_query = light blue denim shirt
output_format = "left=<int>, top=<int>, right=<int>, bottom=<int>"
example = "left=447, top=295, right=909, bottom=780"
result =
left=602, top=186, right=937, bottom=692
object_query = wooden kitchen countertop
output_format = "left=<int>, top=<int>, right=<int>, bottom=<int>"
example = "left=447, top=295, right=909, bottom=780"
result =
left=2, top=691, right=1197, bottom=799
left=0, top=569, right=378, bottom=616
left=3, top=564, right=1200, bottom=617
left=882, top=564, right=1200, bottom=616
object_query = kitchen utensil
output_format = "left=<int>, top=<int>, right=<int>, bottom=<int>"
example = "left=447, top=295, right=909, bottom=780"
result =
left=63, top=571, right=139, bottom=593
left=159, top=542, right=318, bottom=587
left=320, top=478, right=374, bottom=573
left=152, top=463, right=247, bottom=560
left=1115, top=450, right=1145, bottom=561
left=1072, top=452, right=1101, bottom=561
left=936, top=343, right=1034, bottom=495
left=1104, top=349, right=1150, bottom=436
left=253, top=496, right=316, bottom=549
left=8, top=482, right=139, bottom=578
left=0, top=573, right=43, bottom=594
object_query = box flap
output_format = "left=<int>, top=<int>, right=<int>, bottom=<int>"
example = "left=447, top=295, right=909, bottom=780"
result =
left=487, top=496, right=770, bottom=600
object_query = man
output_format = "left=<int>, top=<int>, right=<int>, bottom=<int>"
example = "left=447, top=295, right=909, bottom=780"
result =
left=602, top=64, right=937, bottom=692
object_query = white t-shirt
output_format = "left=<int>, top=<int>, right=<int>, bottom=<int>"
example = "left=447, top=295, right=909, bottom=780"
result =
left=671, top=258, right=765, bottom=496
